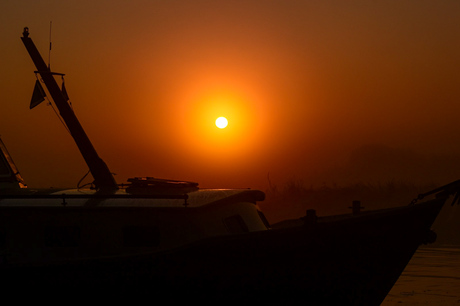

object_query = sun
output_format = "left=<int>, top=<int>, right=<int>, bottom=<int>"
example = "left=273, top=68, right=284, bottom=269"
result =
left=215, top=117, right=228, bottom=129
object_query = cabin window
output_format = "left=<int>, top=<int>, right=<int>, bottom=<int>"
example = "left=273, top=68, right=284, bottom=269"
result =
left=224, top=215, right=249, bottom=234
left=123, top=226, right=160, bottom=247
left=44, top=225, right=80, bottom=247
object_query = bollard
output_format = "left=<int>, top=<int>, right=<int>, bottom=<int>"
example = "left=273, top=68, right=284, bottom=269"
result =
left=349, top=200, right=364, bottom=216
left=304, top=209, right=317, bottom=225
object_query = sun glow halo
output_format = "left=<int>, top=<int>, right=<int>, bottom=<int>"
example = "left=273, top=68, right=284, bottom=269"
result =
left=215, top=117, right=228, bottom=129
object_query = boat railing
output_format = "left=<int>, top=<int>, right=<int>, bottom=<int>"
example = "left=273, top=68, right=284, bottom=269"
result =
left=410, top=179, right=460, bottom=206
left=0, top=193, right=189, bottom=206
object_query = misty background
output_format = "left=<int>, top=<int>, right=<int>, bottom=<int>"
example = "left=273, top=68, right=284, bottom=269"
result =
left=1, top=1, right=460, bottom=193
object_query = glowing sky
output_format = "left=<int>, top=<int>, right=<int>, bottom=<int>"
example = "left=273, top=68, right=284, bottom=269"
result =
left=1, top=1, right=460, bottom=190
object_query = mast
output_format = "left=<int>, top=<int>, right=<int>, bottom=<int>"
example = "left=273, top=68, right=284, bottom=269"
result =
left=21, top=27, right=118, bottom=191
left=0, top=137, right=27, bottom=189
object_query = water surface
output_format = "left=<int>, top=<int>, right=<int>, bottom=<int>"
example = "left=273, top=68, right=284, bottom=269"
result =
left=382, top=246, right=460, bottom=305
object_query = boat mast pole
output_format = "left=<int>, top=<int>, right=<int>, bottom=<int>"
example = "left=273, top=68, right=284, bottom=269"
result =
left=21, top=27, right=118, bottom=191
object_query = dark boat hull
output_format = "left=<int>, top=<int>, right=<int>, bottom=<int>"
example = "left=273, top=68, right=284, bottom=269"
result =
left=2, top=197, right=445, bottom=304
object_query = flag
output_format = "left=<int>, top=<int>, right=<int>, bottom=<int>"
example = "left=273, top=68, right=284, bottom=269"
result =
left=30, top=80, right=46, bottom=109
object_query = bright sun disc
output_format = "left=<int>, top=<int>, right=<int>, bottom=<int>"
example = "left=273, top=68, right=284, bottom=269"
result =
left=215, top=117, right=228, bottom=129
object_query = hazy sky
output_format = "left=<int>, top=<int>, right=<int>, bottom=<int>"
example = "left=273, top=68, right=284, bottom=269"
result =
left=1, top=1, right=460, bottom=190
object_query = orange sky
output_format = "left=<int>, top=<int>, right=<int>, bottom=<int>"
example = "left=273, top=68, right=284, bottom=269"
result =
left=1, top=1, right=460, bottom=190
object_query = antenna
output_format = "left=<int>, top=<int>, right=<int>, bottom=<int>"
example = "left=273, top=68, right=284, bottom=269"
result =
left=48, top=21, right=52, bottom=69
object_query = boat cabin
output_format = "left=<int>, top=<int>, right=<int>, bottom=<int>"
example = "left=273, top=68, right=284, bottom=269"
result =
left=0, top=187, right=268, bottom=266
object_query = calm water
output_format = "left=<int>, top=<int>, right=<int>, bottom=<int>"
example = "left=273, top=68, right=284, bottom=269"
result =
left=382, top=246, right=460, bottom=305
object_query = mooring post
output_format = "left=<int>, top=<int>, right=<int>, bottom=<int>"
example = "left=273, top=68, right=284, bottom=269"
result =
left=304, top=209, right=317, bottom=226
left=350, top=200, right=364, bottom=216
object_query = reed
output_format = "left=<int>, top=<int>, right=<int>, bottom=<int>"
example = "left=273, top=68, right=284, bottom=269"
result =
left=260, top=178, right=436, bottom=224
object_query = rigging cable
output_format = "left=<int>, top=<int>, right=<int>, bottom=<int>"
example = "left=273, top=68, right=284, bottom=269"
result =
left=48, top=21, right=52, bottom=69
left=35, top=75, right=71, bottom=135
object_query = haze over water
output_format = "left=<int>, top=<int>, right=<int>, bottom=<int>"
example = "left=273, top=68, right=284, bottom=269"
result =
left=1, top=1, right=460, bottom=191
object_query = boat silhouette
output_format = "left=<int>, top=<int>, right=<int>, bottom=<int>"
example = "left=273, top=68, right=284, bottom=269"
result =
left=0, top=27, right=457, bottom=304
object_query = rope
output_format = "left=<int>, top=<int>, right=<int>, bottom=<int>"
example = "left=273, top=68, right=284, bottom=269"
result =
left=410, top=179, right=460, bottom=206
left=34, top=75, right=91, bottom=190
left=77, top=169, right=94, bottom=189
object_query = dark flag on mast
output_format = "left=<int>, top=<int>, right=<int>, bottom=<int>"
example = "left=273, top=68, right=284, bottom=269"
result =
left=30, top=80, right=46, bottom=109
